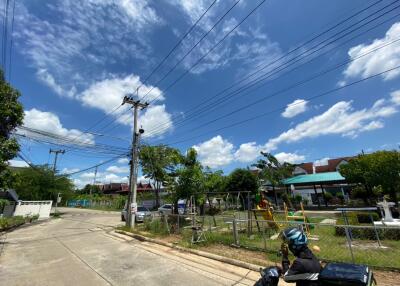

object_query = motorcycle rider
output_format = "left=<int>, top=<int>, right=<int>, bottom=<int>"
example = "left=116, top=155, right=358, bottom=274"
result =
left=281, top=227, right=321, bottom=286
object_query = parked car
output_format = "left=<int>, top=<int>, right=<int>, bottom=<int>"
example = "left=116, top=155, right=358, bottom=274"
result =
left=121, top=206, right=152, bottom=222
left=158, top=204, right=173, bottom=215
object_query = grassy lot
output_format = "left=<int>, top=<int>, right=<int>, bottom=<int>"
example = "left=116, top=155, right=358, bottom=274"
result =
left=122, top=213, right=400, bottom=270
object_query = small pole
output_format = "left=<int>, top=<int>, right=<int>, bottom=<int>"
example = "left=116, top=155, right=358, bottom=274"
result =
left=344, top=225, right=355, bottom=264
left=370, top=213, right=382, bottom=247
left=232, top=218, right=239, bottom=246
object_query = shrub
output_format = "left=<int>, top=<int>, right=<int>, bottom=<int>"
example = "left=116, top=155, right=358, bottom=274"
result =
left=335, top=211, right=400, bottom=240
left=0, top=216, right=25, bottom=230
left=324, top=192, right=333, bottom=202
left=294, top=194, right=302, bottom=204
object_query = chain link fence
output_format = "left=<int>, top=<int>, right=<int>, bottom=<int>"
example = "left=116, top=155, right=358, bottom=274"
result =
left=135, top=212, right=400, bottom=270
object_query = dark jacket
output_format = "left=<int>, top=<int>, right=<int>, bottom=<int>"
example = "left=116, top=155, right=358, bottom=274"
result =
left=282, top=247, right=321, bottom=286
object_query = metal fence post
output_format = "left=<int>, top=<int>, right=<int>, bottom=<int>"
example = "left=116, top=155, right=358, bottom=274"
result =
left=232, top=218, right=239, bottom=246
left=369, top=213, right=382, bottom=247
left=344, top=225, right=355, bottom=264
left=177, top=214, right=180, bottom=234
left=262, top=221, right=266, bottom=252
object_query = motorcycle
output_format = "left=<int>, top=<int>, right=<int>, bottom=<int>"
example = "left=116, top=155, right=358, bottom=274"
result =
left=254, top=262, right=377, bottom=286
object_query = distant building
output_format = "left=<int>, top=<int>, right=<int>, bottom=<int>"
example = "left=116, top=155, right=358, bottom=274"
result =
left=99, top=182, right=154, bottom=195
left=294, top=157, right=354, bottom=175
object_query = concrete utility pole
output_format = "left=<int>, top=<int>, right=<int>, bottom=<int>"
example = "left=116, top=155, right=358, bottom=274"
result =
left=49, top=149, right=65, bottom=172
left=91, top=165, right=98, bottom=195
left=122, top=93, right=148, bottom=228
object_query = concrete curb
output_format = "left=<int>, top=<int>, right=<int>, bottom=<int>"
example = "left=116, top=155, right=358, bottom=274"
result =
left=115, top=230, right=263, bottom=272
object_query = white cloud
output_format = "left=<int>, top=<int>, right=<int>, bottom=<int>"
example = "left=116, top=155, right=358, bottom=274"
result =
left=140, top=105, right=174, bottom=137
left=117, top=158, right=129, bottom=164
left=16, top=0, right=161, bottom=91
left=61, top=167, right=80, bottom=174
left=22, top=109, right=94, bottom=144
left=171, top=1, right=281, bottom=74
left=314, top=157, right=330, bottom=166
left=264, top=96, right=399, bottom=152
left=8, top=159, right=29, bottom=168
left=79, top=74, right=164, bottom=111
left=36, top=69, right=76, bottom=98
left=106, top=165, right=129, bottom=174
left=77, top=75, right=173, bottom=138
left=391, top=90, right=400, bottom=105
left=282, top=99, right=308, bottom=118
left=193, top=135, right=234, bottom=168
left=274, top=152, right=305, bottom=164
left=234, top=142, right=261, bottom=163
left=343, top=22, right=400, bottom=81
left=74, top=170, right=129, bottom=188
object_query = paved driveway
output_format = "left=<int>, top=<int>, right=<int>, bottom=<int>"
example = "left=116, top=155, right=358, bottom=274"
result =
left=0, top=207, right=268, bottom=286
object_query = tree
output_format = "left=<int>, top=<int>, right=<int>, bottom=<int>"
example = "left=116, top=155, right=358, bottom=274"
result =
left=77, top=184, right=100, bottom=195
left=340, top=150, right=400, bottom=204
left=0, top=69, right=24, bottom=189
left=140, top=145, right=182, bottom=208
left=252, top=152, right=294, bottom=206
left=204, top=168, right=226, bottom=193
left=225, top=168, right=258, bottom=195
left=13, top=165, right=75, bottom=204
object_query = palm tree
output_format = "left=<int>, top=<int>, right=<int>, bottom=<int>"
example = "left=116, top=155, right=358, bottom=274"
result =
left=252, top=152, right=294, bottom=206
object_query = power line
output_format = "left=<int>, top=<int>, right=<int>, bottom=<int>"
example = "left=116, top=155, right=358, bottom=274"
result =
left=62, top=154, right=128, bottom=176
left=142, top=0, right=242, bottom=100
left=146, top=0, right=400, bottom=137
left=144, top=2, right=400, bottom=137
left=153, top=10, right=400, bottom=139
left=164, top=64, right=400, bottom=146
left=7, top=0, right=15, bottom=81
left=139, top=0, right=218, bottom=102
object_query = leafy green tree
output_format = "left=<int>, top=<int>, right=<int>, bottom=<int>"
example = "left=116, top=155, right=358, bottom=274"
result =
left=13, top=165, right=74, bottom=203
left=77, top=184, right=100, bottom=195
left=0, top=70, right=24, bottom=189
left=204, top=168, right=226, bottom=193
left=173, top=149, right=204, bottom=199
left=252, top=152, right=294, bottom=205
left=140, top=145, right=182, bottom=207
left=225, top=168, right=258, bottom=195
left=340, top=150, right=400, bottom=204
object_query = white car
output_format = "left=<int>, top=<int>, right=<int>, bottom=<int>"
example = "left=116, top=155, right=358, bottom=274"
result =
left=158, top=204, right=173, bottom=215
left=121, top=206, right=152, bottom=222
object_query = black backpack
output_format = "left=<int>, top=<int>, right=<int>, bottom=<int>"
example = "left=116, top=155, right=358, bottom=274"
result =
left=318, top=263, right=377, bottom=286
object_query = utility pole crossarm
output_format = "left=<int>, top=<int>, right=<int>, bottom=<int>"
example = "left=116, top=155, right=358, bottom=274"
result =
left=49, top=149, right=65, bottom=172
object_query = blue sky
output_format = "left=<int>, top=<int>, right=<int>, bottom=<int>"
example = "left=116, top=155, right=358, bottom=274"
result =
left=6, top=0, right=400, bottom=188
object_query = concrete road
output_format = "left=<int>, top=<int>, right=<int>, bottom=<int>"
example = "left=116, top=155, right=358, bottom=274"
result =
left=0, top=207, right=274, bottom=286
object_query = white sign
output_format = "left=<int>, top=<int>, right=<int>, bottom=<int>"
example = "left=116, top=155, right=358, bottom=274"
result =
left=131, top=202, right=138, bottom=213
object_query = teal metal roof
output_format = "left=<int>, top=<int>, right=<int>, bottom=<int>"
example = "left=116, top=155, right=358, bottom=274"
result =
left=282, top=172, right=346, bottom=185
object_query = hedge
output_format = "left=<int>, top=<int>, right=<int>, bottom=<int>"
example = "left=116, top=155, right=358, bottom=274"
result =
left=335, top=211, right=400, bottom=240
left=0, top=215, right=39, bottom=231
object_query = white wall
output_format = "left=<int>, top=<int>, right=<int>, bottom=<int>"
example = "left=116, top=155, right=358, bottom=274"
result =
left=14, top=201, right=53, bottom=219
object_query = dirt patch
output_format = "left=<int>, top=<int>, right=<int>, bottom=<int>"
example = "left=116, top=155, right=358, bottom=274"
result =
left=374, top=270, right=400, bottom=286
left=197, top=243, right=277, bottom=267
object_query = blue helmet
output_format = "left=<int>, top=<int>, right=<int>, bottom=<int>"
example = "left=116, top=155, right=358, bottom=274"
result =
left=282, top=227, right=308, bottom=251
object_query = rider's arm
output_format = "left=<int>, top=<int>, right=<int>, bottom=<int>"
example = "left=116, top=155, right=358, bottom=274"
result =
left=283, top=259, right=319, bottom=283
left=281, top=254, right=290, bottom=275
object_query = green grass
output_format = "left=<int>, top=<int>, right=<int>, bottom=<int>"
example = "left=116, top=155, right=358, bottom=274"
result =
left=0, top=215, right=39, bottom=231
left=124, top=214, right=400, bottom=270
